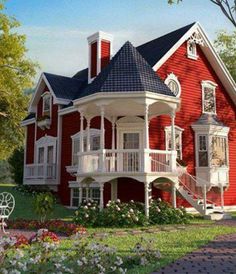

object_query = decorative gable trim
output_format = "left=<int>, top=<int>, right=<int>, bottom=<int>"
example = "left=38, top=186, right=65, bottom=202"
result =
left=28, top=73, right=71, bottom=113
left=152, top=22, right=236, bottom=106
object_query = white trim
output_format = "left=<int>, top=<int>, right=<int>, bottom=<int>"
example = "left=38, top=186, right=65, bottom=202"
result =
left=36, top=136, right=57, bottom=165
left=58, top=105, right=77, bottom=116
left=164, top=73, right=181, bottom=98
left=152, top=22, right=236, bottom=106
left=20, top=118, right=35, bottom=127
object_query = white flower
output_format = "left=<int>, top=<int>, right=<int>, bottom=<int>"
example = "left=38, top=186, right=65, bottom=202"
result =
left=77, top=260, right=83, bottom=266
left=119, top=267, right=127, bottom=274
left=130, top=200, right=134, bottom=203
left=85, top=214, right=89, bottom=218
left=129, top=208, right=134, bottom=213
left=157, top=198, right=162, bottom=202
left=115, top=256, right=123, bottom=266
left=127, top=214, right=131, bottom=218
left=116, top=207, right=121, bottom=211
left=116, top=199, right=121, bottom=203
left=84, top=205, right=88, bottom=209
left=156, top=206, right=161, bottom=213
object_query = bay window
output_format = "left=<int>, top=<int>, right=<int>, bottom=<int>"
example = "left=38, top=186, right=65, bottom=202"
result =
left=71, top=186, right=100, bottom=207
left=198, top=135, right=208, bottom=167
left=211, top=136, right=228, bottom=167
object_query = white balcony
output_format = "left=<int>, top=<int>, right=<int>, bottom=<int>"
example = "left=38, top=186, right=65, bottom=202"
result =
left=37, top=118, right=51, bottom=130
left=75, top=149, right=176, bottom=175
left=24, top=163, right=58, bottom=185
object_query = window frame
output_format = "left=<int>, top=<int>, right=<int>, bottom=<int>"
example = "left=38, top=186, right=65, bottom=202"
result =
left=201, top=80, right=217, bottom=115
left=164, top=73, right=181, bottom=98
left=165, top=125, right=184, bottom=160
left=42, top=91, right=52, bottom=117
left=197, top=134, right=209, bottom=167
left=187, top=40, right=198, bottom=60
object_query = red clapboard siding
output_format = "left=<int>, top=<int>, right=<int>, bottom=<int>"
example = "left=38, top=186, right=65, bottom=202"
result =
left=155, top=41, right=236, bottom=206
left=101, top=40, right=110, bottom=70
left=90, top=42, right=97, bottom=78
left=26, top=124, right=35, bottom=164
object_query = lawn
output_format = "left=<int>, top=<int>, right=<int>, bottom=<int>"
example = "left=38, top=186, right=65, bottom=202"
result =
left=0, top=183, right=75, bottom=220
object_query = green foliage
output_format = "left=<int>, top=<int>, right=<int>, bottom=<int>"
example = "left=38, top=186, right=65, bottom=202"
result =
left=33, top=192, right=56, bottom=222
left=8, top=147, right=24, bottom=184
left=149, top=199, right=192, bottom=225
left=214, top=30, right=236, bottom=81
left=0, top=160, right=12, bottom=183
left=0, top=2, right=38, bottom=160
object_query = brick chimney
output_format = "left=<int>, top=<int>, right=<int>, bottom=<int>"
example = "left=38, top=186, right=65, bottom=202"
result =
left=87, top=31, right=113, bottom=83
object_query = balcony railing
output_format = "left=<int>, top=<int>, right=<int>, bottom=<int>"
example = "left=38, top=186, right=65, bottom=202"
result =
left=24, top=164, right=57, bottom=180
left=76, top=149, right=176, bottom=174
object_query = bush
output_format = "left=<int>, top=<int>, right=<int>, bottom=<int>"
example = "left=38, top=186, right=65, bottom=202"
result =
left=8, top=147, right=24, bottom=184
left=14, top=184, right=51, bottom=196
left=73, top=199, right=148, bottom=228
left=149, top=198, right=192, bottom=225
left=33, top=192, right=56, bottom=222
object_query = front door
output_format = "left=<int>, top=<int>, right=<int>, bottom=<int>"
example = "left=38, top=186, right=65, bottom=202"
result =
left=122, top=132, right=140, bottom=171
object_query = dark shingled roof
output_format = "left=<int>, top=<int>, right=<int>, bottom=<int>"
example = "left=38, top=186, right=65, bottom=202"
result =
left=73, top=68, right=88, bottom=81
left=23, top=113, right=35, bottom=121
left=193, top=114, right=226, bottom=126
left=78, top=41, right=174, bottom=99
left=136, top=22, right=196, bottom=67
left=44, top=72, right=87, bottom=100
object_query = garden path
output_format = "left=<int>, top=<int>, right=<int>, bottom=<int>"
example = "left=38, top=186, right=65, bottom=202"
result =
left=153, top=219, right=236, bottom=274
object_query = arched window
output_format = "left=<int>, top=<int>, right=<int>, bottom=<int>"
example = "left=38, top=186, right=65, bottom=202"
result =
left=164, top=73, right=181, bottom=97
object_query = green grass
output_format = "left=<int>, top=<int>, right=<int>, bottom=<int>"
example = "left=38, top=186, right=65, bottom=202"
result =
left=0, top=183, right=75, bottom=221
left=59, top=225, right=236, bottom=274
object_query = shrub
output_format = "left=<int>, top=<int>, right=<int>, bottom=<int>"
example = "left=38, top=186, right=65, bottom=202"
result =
left=8, top=147, right=24, bottom=185
left=73, top=199, right=147, bottom=228
left=33, top=192, right=56, bottom=222
left=14, top=184, right=51, bottom=196
left=149, top=198, right=192, bottom=225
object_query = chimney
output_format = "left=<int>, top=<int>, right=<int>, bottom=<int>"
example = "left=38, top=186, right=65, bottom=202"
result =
left=87, top=31, right=113, bottom=83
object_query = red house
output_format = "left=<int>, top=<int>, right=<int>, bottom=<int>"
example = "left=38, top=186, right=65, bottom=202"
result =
left=21, top=22, right=236, bottom=218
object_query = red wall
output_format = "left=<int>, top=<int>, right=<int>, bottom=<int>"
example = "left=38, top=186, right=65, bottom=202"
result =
left=90, top=42, right=97, bottom=78
left=101, top=40, right=110, bottom=70
left=155, top=41, right=236, bottom=206
left=26, top=124, right=35, bottom=164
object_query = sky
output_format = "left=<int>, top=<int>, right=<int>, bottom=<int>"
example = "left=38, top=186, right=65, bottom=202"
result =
left=5, top=0, right=235, bottom=82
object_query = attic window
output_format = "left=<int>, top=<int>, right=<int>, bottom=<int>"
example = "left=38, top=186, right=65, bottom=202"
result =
left=164, top=73, right=181, bottom=97
left=187, top=40, right=197, bottom=60
left=202, top=81, right=217, bottom=114
left=42, top=92, right=51, bottom=116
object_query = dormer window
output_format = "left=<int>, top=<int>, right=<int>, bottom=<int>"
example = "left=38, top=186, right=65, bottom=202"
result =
left=202, top=81, right=217, bottom=114
left=42, top=92, right=51, bottom=116
left=187, top=40, right=197, bottom=60
left=164, top=73, right=181, bottom=97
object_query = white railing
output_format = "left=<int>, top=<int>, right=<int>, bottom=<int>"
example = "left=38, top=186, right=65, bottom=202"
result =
left=77, top=149, right=175, bottom=174
left=24, top=164, right=57, bottom=179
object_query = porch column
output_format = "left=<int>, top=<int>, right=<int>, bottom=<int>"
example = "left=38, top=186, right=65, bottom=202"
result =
left=100, top=107, right=105, bottom=172
left=170, top=110, right=176, bottom=151
left=99, top=182, right=104, bottom=210
left=144, top=181, right=150, bottom=217
left=111, top=117, right=116, bottom=150
left=86, top=186, right=89, bottom=200
left=144, top=104, right=149, bottom=149
left=79, top=111, right=84, bottom=152
left=79, top=186, right=82, bottom=205
left=171, top=184, right=177, bottom=208
left=203, top=185, right=207, bottom=215
left=87, top=118, right=91, bottom=152
left=111, top=179, right=118, bottom=201
left=220, top=185, right=224, bottom=210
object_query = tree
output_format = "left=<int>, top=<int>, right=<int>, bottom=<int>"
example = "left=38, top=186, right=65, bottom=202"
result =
left=214, top=30, right=236, bottom=81
left=0, top=1, right=38, bottom=160
left=168, top=0, right=236, bottom=29
left=8, top=147, right=24, bottom=184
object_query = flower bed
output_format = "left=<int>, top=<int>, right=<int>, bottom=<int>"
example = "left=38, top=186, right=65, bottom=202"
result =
left=73, top=199, right=192, bottom=228
left=7, top=219, right=86, bottom=236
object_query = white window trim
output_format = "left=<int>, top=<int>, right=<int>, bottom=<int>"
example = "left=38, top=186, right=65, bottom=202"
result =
left=201, top=80, right=217, bottom=115
left=71, top=128, right=101, bottom=165
left=165, top=125, right=184, bottom=159
left=164, top=73, right=181, bottom=98
left=187, top=40, right=198, bottom=60
left=36, top=136, right=57, bottom=164
left=41, top=91, right=52, bottom=116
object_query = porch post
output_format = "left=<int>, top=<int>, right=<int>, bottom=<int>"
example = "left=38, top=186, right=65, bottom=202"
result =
left=79, top=111, right=84, bottom=152
left=171, top=184, right=177, bottom=208
left=111, top=117, right=116, bottom=150
left=144, top=181, right=150, bottom=217
left=99, top=182, right=104, bottom=210
left=170, top=110, right=176, bottom=171
left=87, top=118, right=91, bottom=151
left=79, top=186, right=82, bottom=205
left=220, top=185, right=224, bottom=211
left=100, top=107, right=105, bottom=171
left=203, top=185, right=207, bottom=215
left=86, top=186, right=89, bottom=200
left=111, top=179, right=118, bottom=201
left=144, top=104, right=149, bottom=149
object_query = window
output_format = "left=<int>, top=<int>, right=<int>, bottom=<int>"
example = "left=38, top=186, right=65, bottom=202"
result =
left=71, top=129, right=101, bottom=166
left=198, top=135, right=208, bottom=167
left=187, top=40, right=197, bottom=59
left=165, top=126, right=184, bottom=159
left=36, top=136, right=57, bottom=165
left=202, top=81, right=217, bottom=114
left=72, top=188, right=79, bottom=207
left=164, top=73, right=181, bottom=97
left=71, top=187, right=100, bottom=207
left=211, top=136, right=228, bottom=167
left=42, top=92, right=51, bottom=116
left=38, top=147, right=44, bottom=164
